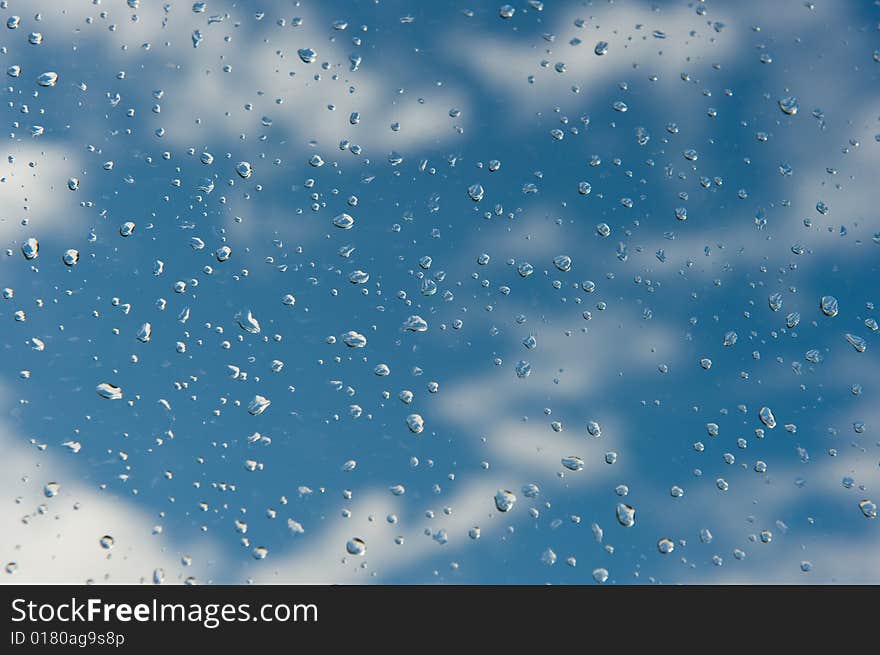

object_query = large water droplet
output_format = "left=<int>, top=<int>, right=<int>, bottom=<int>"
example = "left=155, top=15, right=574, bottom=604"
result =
left=494, top=489, right=517, bottom=512
left=759, top=406, right=776, bottom=429
left=616, top=503, right=635, bottom=527
left=820, top=295, right=839, bottom=317
left=247, top=395, right=271, bottom=416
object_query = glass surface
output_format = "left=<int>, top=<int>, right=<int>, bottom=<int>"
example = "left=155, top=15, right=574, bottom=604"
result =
left=1, top=0, right=878, bottom=584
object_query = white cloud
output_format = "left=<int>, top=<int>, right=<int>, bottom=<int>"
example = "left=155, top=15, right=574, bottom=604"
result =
left=0, top=416, right=217, bottom=585
left=0, top=144, right=84, bottom=244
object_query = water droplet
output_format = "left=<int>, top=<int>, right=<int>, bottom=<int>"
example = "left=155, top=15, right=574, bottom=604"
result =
left=553, top=254, right=572, bottom=272
left=778, top=96, right=798, bottom=115
left=36, top=71, right=58, bottom=87
left=499, top=4, right=516, bottom=19
left=820, top=295, right=838, bottom=317
left=342, top=331, right=367, bottom=348
left=845, top=333, right=867, bottom=353
left=859, top=499, right=877, bottom=519
left=21, top=238, right=39, bottom=260
left=616, top=503, right=635, bottom=527
left=136, top=322, right=152, bottom=343
left=96, top=382, right=123, bottom=400
left=297, top=48, right=317, bottom=63
left=402, top=315, right=428, bottom=332
left=247, top=395, right=271, bottom=416
left=235, top=309, right=261, bottom=334
left=406, top=413, right=424, bottom=434
left=62, top=249, right=79, bottom=266
left=561, top=455, right=584, bottom=471
left=349, top=270, right=370, bottom=284
left=235, top=161, right=252, bottom=179
left=758, top=406, right=776, bottom=429
left=346, top=538, right=366, bottom=555
left=333, top=213, right=355, bottom=230
left=494, top=489, right=517, bottom=512
left=768, top=293, right=784, bottom=312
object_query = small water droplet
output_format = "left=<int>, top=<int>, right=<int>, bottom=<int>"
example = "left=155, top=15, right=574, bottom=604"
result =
left=96, top=382, right=123, bottom=400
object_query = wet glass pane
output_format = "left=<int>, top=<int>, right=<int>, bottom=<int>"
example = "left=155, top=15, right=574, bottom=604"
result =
left=2, top=0, right=878, bottom=585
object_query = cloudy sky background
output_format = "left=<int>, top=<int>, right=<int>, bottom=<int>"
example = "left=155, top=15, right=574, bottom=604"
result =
left=1, top=0, right=878, bottom=584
